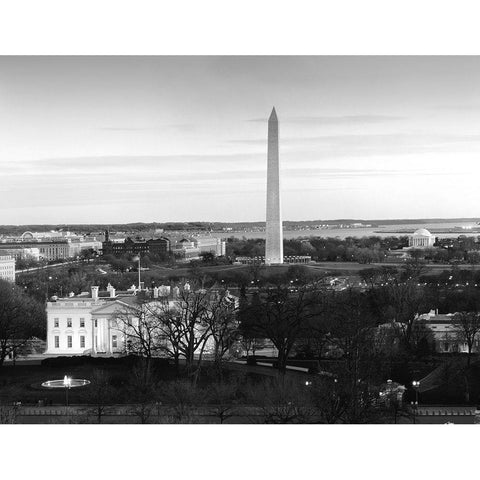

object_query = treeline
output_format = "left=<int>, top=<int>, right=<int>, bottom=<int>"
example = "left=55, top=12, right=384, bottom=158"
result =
left=226, top=236, right=409, bottom=263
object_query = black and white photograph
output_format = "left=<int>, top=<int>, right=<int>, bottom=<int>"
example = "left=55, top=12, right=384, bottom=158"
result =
left=6, top=54, right=480, bottom=425
left=2, top=2, right=480, bottom=479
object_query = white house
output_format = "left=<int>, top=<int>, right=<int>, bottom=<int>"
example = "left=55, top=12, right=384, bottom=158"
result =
left=414, top=310, right=480, bottom=353
left=44, top=283, right=238, bottom=357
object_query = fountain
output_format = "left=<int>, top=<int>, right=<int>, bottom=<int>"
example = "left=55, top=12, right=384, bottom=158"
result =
left=42, top=376, right=90, bottom=406
left=41, top=376, right=91, bottom=389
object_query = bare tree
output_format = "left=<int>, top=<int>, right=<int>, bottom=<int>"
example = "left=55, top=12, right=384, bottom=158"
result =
left=207, top=381, right=240, bottom=424
left=83, top=369, right=116, bottom=423
left=452, top=311, right=480, bottom=368
left=159, top=379, right=204, bottom=423
left=247, top=377, right=316, bottom=424
left=114, top=297, right=164, bottom=367
left=126, top=360, right=158, bottom=424
left=207, top=290, right=239, bottom=377
left=249, top=284, right=323, bottom=374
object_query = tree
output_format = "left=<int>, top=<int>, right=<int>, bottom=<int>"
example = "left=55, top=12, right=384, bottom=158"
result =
left=83, top=369, right=117, bottom=423
left=114, top=296, right=165, bottom=368
left=206, top=381, right=240, bottom=424
left=207, top=290, right=239, bottom=377
left=0, top=280, right=45, bottom=367
left=247, top=377, right=316, bottom=424
left=371, top=277, right=427, bottom=349
left=126, top=359, right=158, bottom=424
left=159, top=379, right=204, bottom=423
left=248, top=283, right=323, bottom=374
left=467, top=251, right=480, bottom=269
left=452, top=311, right=480, bottom=368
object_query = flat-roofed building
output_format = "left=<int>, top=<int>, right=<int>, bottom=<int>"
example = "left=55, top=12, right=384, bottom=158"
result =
left=0, top=256, right=15, bottom=282
left=102, top=231, right=170, bottom=257
left=195, top=237, right=226, bottom=256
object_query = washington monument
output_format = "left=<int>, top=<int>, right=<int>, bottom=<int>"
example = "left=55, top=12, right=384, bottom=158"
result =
left=265, top=107, right=283, bottom=265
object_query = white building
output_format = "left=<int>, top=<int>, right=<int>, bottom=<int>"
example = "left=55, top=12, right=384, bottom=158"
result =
left=45, top=283, right=238, bottom=357
left=408, top=228, right=436, bottom=248
left=415, top=310, right=480, bottom=353
left=0, top=256, right=15, bottom=283
left=0, top=247, right=40, bottom=261
left=45, top=285, right=135, bottom=355
left=195, top=237, right=226, bottom=256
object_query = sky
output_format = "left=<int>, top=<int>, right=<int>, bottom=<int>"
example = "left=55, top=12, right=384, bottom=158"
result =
left=2, top=56, right=480, bottom=224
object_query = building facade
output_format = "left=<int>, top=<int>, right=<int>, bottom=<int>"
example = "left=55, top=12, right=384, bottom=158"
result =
left=102, top=231, right=170, bottom=257
left=408, top=228, right=436, bottom=248
left=195, top=237, right=226, bottom=257
left=235, top=255, right=311, bottom=265
left=0, top=256, right=15, bottom=283
left=0, top=247, right=40, bottom=261
left=0, top=239, right=101, bottom=261
left=45, top=285, right=135, bottom=355
left=415, top=310, right=480, bottom=353
left=45, top=283, right=238, bottom=357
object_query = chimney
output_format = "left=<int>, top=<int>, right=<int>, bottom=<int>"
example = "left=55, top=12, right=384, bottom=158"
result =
left=91, top=286, right=99, bottom=301
left=110, top=286, right=116, bottom=298
left=153, top=287, right=159, bottom=298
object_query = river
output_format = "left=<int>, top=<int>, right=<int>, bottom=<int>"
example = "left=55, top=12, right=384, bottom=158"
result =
left=201, top=221, right=480, bottom=240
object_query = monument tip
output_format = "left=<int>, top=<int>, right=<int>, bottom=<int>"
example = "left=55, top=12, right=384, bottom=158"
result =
left=269, top=107, right=277, bottom=121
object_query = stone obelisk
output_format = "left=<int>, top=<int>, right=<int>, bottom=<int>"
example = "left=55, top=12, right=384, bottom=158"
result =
left=265, top=107, right=283, bottom=265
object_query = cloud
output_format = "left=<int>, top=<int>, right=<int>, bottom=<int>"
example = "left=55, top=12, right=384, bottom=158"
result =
left=97, top=124, right=197, bottom=133
left=247, top=115, right=404, bottom=124
left=228, top=132, right=480, bottom=157
left=432, top=104, right=480, bottom=112
left=0, top=153, right=262, bottom=175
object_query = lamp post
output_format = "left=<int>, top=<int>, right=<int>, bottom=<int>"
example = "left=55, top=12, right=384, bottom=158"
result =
left=132, top=255, right=141, bottom=290
left=46, top=275, right=52, bottom=301
left=412, top=380, right=420, bottom=424
left=412, top=380, right=420, bottom=404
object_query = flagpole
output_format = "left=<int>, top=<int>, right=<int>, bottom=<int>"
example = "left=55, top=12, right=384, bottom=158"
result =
left=138, top=253, right=141, bottom=291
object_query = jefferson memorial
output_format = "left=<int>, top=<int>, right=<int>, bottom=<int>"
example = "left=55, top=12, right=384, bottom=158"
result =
left=408, top=228, right=436, bottom=248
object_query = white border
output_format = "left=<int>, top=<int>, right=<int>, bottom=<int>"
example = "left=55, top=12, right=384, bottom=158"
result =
left=0, top=0, right=480, bottom=55
left=2, top=1, right=480, bottom=478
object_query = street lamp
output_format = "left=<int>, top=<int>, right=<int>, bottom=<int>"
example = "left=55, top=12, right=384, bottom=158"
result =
left=412, top=380, right=420, bottom=404
left=411, top=380, right=420, bottom=424
left=132, top=255, right=141, bottom=290
left=410, top=400, right=418, bottom=424
left=46, top=275, right=52, bottom=300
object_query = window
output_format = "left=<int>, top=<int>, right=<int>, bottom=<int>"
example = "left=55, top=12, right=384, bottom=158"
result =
left=94, top=319, right=97, bottom=328
left=80, top=318, right=85, bottom=328
left=67, top=336, right=72, bottom=348
left=54, top=318, right=59, bottom=328
left=80, top=336, right=85, bottom=348
left=112, top=335, right=117, bottom=349
left=54, top=336, right=59, bottom=348
left=67, top=318, right=72, bottom=328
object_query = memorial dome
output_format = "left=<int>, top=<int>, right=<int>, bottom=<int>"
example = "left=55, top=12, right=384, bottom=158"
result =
left=413, top=228, right=432, bottom=236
